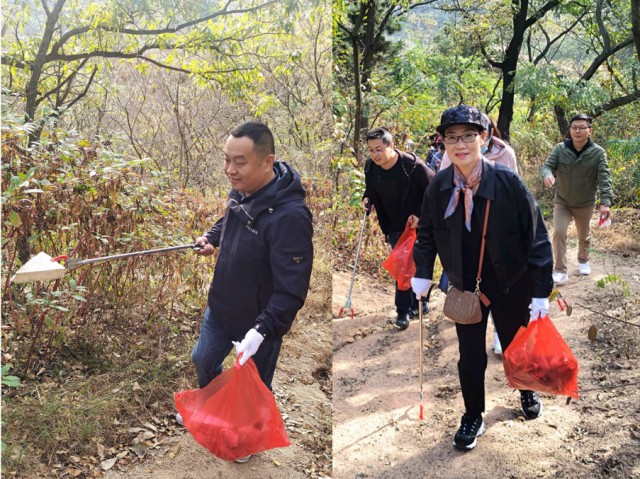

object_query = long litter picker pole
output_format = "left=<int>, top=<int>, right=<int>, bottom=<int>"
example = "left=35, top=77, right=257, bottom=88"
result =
left=419, top=283, right=435, bottom=420
left=338, top=209, right=368, bottom=319
left=63, top=244, right=201, bottom=271
left=11, top=244, right=202, bottom=283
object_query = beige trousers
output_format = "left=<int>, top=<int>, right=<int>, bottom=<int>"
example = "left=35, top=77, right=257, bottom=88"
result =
left=552, top=203, right=594, bottom=273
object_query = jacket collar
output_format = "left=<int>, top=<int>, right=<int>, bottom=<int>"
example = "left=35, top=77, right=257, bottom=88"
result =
left=227, top=162, right=302, bottom=226
left=565, top=137, right=593, bottom=157
left=439, top=157, right=495, bottom=201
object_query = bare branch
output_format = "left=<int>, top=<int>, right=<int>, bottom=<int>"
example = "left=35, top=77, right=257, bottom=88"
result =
left=525, top=0, right=562, bottom=30
left=582, top=36, right=634, bottom=81
left=591, top=90, right=640, bottom=117
left=48, top=0, right=277, bottom=56
left=595, top=0, right=611, bottom=51
left=534, top=11, right=587, bottom=64
left=1, top=56, right=27, bottom=69
left=36, top=57, right=90, bottom=107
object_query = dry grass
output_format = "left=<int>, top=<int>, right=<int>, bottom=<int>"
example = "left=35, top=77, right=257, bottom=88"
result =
left=2, top=188, right=333, bottom=478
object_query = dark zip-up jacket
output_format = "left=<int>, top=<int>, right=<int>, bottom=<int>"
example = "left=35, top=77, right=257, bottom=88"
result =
left=363, top=150, right=435, bottom=236
left=414, top=159, right=553, bottom=299
left=204, top=161, right=313, bottom=340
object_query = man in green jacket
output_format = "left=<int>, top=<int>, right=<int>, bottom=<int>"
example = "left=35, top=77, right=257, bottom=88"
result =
left=541, top=114, right=612, bottom=284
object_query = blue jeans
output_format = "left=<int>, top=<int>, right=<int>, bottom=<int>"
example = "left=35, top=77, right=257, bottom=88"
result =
left=191, top=307, right=283, bottom=389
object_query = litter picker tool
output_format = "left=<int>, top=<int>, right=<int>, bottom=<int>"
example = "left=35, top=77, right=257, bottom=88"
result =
left=11, top=244, right=201, bottom=283
left=418, top=282, right=436, bottom=420
left=338, top=209, right=368, bottom=319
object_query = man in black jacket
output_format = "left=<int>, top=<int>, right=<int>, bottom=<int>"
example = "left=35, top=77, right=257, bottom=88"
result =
left=362, top=127, right=434, bottom=330
left=191, top=121, right=313, bottom=395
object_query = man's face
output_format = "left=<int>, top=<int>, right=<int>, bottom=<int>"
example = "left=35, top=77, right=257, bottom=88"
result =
left=443, top=125, right=487, bottom=171
left=223, top=135, right=274, bottom=196
left=569, top=120, right=592, bottom=144
left=367, top=138, right=396, bottom=169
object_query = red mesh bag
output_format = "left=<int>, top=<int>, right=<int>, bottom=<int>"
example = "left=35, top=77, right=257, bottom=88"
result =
left=174, top=358, right=290, bottom=461
left=503, top=315, right=579, bottom=399
left=382, top=225, right=417, bottom=290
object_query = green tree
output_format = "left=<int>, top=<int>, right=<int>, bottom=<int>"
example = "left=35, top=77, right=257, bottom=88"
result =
left=333, top=0, right=435, bottom=161
left=1, top=0, right=296, bottom=144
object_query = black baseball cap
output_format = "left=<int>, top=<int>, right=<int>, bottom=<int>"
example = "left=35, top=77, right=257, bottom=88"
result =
left=436, top=105, right=486, bottom=135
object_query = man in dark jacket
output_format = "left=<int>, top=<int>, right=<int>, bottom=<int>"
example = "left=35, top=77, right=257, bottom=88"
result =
left=362, top=127, right=434, bottom=330
left=191, top=121, right=313, bottom=395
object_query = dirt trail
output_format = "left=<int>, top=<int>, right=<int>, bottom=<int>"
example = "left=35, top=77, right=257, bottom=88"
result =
left=333, top=231, right=639, bottom=478
left=103, top=316, right=332, bottom=479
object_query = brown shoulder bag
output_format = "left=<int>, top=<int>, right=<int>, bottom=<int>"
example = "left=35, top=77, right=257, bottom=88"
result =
left=442, top=200, right=491, bottom=325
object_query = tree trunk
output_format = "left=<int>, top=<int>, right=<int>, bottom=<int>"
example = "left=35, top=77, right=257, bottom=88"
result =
left=496, top=0, right=528, bottom=141
left=25, top=0, right=67, bottom=144
left=631, top=0, right=640, bottom=60
left=353, top=34, right=363, bottom=163
left=497, top=67, right=516, bottom=141
left=553, top=104, right=569, bottom=137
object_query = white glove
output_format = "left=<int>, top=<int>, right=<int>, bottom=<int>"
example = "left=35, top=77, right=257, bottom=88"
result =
left=411, top=277, right=431, bottom=299
left=233, top=328, right=265, bottom=366
left=529, top=298, right=549, bottom=322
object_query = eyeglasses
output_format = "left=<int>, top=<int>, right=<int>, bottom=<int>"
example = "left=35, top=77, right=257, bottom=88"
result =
left=443, top=133, right=480, bottom=144
left=570, top=126, right=591, bottom=132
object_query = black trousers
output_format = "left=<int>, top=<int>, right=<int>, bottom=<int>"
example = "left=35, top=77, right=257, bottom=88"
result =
left=454, top=273, right=531, bottom=416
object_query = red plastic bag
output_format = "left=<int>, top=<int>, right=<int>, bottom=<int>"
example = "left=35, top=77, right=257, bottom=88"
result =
left=174, top=358, right=290, bottom=461
left=503, top=315, right=579, bottom=399
left=382, top=225, right=417, bottom=290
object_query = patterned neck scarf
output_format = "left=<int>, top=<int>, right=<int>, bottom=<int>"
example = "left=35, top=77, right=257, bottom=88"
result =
left=444, top=160, right=483, bottom=231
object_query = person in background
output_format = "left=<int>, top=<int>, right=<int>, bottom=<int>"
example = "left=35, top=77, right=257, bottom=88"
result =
left=425, top=133, right=440, bottom=170
left=430, top=141, right=446, bottom=172
left=411, top=105, right=553, bottom=451
left=541, top=114, right=612, bottom=285
left=439, top=112, right=519, bottom=355
left=362, top=127, right=434, bottom=330
left=405, top=138, right=416, bottom=153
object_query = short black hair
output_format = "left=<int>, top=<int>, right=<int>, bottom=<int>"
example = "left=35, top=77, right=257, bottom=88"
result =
left=569, top=114, right=593, bottom=126
left=230, top=121, right=275, bottom=158
left=365, top=127, right=394, bottom=146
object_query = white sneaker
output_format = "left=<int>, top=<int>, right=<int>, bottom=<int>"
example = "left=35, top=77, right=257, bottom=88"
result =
left=579, top=262, right=591, bottom=275
left=175, top=413, right=184, bottom=426
left=492, top=331, right=502, bottom=355
left=552, top=271, right=570, bottom=285
left=234, top=455, right=252, bottom=464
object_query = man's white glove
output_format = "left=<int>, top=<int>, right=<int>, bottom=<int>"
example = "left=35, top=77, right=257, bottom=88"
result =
left=411, top=277, right=431, bottom=299
left=529, top=298, right=549, bottom=322
left=233, top=328, right=265, bottom=366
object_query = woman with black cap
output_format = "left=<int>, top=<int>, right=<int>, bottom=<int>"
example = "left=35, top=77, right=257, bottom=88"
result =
left=410, top=105, right=554, bottom=451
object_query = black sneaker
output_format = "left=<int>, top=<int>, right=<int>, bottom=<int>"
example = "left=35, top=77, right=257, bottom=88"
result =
left=409, top=304, right=429, bottom=319
left=453, top=413, right=485, bottom=450
left=520, top=391, right=543, bottom=420
left=395, top=313, right=410, bottom=330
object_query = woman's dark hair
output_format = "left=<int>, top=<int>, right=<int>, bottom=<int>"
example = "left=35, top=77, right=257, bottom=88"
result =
left=230, top=121, right=275, bottom=158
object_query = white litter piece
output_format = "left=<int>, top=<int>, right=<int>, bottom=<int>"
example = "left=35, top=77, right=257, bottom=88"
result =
left=10, top=252, right=66, bottom=283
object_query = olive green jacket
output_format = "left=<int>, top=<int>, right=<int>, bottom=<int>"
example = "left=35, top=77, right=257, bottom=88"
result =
left=541, top=139, right=613, bottom=208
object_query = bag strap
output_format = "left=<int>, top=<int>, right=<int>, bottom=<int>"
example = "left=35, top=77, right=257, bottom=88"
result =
left=474, top=199, right=491, bottom=294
